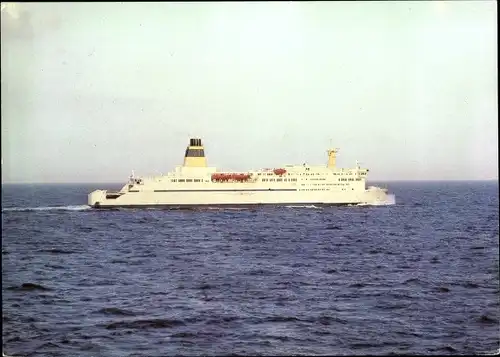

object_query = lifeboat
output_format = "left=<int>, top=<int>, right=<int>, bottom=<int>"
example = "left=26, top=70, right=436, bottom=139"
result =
left=273, top=168, right=287, bottom=176
left=211, top=173, right=230, bottom=181
left=233, top=173, right=251, bottom=181
left=211, top=173, right=251, bottom=182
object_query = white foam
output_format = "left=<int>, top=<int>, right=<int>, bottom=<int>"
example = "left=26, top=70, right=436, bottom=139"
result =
left=2, top=205, right=91, bottom=213
left=357, top=194, right=396, bottom=206
left=285, top=205, right=321, bottom=209
left=3, top=352, right=24, bottom=357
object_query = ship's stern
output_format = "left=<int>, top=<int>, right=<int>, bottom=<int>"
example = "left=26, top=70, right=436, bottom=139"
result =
left=88, top=190, right=107, bottom=208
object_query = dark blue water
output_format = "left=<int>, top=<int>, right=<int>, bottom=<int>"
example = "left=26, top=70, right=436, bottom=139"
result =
left=2, top=181, right=499, bottom=356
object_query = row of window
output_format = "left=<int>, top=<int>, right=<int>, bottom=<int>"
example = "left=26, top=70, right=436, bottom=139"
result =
left=298, top=187, right=355, bottom=191
left=256, top=172, right=365, bottom=177
left=261, top=178, right=298, bottom=182
left=165, top=177, right=362, bottom=183
left=298, top=188, right=354, bottom=191
left=257, top=172, right=325, bottom=176
left=303, top=172, right=361, bottom=176
left=339, top=178, right=362, bottom=181
left=299, top=189, right=328, bottom=191
left=171, top=179, right=206, bottom=183
left=301, top=183, right=349, bottom=186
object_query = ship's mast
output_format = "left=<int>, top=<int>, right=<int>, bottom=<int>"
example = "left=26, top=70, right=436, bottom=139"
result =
left=327, top=147, right=339, bottom=169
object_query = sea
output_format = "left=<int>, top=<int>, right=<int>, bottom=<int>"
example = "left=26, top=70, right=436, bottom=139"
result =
left=2, top=181, right=499, bottom=356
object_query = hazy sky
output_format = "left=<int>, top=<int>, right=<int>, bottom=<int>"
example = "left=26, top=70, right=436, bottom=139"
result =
left=1, top=1, right=497, bottom=183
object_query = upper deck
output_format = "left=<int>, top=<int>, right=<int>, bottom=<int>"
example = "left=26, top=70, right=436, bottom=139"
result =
left=121, top=137, right=371, bottom=193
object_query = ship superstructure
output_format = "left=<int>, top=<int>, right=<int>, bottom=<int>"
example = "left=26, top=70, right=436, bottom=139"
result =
left=88, top=138, right=391, bottom=208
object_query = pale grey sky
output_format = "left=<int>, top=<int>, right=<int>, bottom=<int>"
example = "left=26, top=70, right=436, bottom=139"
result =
left=1, top=1, right=497, bottom=183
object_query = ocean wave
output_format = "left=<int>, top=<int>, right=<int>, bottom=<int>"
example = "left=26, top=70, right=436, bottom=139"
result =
left=104, top=318, right=186, bottom=330
left=3, top=352, right=25, bottom=357
left=6, top=283, right=52, bottom=292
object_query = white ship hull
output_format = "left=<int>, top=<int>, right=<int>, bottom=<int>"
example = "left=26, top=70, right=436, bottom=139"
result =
left=88, top=186, right=391, bottom=208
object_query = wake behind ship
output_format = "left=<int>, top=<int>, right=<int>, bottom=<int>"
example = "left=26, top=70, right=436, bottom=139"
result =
left=88, top=138, right=392, bottom=208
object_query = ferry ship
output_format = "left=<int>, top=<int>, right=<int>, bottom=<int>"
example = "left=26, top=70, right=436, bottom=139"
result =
left=88, top=138, right=392, bottom=208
